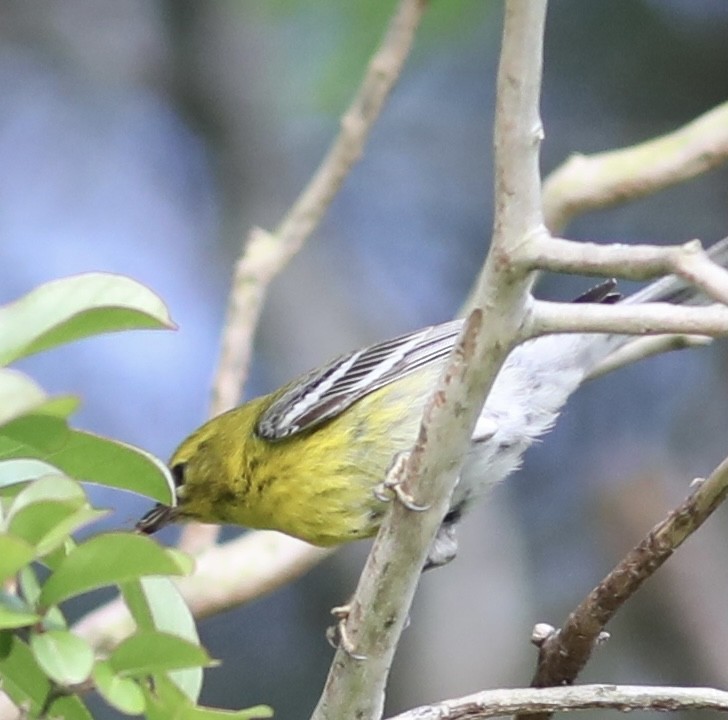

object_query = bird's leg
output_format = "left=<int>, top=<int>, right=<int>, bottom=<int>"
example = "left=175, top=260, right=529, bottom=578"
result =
left=373, top=450, right=431, bottom=511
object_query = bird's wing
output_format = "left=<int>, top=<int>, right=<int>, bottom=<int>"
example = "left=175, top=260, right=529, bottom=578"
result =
left=256, top=319, right=464, bottom=440
left=257, top=278, right=624, bottom=441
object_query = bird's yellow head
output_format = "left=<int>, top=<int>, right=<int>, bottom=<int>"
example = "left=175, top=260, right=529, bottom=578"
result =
left=136, top=398, right=267, bottom=534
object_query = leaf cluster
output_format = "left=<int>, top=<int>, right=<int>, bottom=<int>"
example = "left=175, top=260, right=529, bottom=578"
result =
left=0, top=275, right=271, bottom=719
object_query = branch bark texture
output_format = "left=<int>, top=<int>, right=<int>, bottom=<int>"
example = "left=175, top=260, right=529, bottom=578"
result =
left=311, top=2, right=549, bottom=718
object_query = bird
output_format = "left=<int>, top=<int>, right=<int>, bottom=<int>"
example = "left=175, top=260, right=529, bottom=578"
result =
left=137, top=238, right=728, bottom=568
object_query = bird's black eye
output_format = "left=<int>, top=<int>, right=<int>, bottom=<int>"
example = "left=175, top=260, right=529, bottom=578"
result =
left=171, top=463, right=186, bottom=488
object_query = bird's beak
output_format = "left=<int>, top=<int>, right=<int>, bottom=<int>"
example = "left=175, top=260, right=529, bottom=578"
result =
left=135, top=504, right=178, bottom=534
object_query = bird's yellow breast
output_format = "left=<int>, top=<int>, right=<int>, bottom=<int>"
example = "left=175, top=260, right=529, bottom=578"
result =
left=173, top=368, right=438, bottom=546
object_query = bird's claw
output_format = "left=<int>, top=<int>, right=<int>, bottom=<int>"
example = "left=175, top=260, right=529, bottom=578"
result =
left=373, top=452, right=431, bottom=512
left=326, top=604, right=366, bottom=660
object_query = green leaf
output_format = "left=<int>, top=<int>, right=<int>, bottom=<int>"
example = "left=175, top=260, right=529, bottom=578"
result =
left=0, top=631, right=52, bottom=714
left=0, top=414, right=70, bottom=458
left=4, top=476, right=106, bottom=556
left=38, top=394, right=82, bottom=418
left=0, top=420, right=175, bottom=505
left=143, top=675, right=273, bottom=720
left=0, top=592, right=40, bottom=629
left=0, top=272, right=175, bottom=365
left=0, top=369, right=80, bottom=427
left=8, top=474, right=86, bottom=511
left=42, top=536, right=78, bottom=573
left=0, top=369, right=45, bottom=424
left=47, top=695, right=94, bottom=720
left=109, top=631, right=213, bottom=676
left=142, top=675, right=187, bottom=720
left=41, top=509, right=108, bottom=557
left=93, top=659, right=146, bottom=715
left=11, top=503, right=108, bottom=557
left=30, top=629, right=94, bottom=685
left=45, top=429, right=176, bottom=504
left=0, top=534, right=35, bottom=584
left=0, top=458, right=67, bottom=489
left=18, top=564, right=42, bottom=606
left=19, top=565, right=68, bottom=631
left=8, top=500, right=78, bottom=542
left=0, top=611, right=39, bottom=630
left=122, top=577, right=203, bottom=700
left=39, top=533, right=191, bottom=607
left=120, top=580, right=156, bottom=632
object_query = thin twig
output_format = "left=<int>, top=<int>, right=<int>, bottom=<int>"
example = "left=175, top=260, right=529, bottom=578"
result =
left=387, top=684, right=728, bottom=720
left=586, top=334, right=711, bottom=381
left=518, top=235, right=728, bottom=306
left=529, top=300, right=728, bottom=338
left=543, top=100, right=728, bottom=234
left=516, top=455, right=728, bottom=720
left=178, top=0, right=429, bottom=554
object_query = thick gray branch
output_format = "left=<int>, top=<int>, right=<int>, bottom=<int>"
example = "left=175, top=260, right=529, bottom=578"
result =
left=310, top=2, right=549, bottom=718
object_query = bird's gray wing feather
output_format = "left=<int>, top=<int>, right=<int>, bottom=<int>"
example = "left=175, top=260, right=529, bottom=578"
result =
left=256, top=320, right=463, bottom=440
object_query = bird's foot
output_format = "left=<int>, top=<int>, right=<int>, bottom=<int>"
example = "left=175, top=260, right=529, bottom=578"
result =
left=326, top=604, right=366, bottom=660
left=373, top=451, right=430, bottom=512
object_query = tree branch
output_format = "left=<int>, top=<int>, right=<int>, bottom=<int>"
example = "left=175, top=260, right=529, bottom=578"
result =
left=387, top=684, right=728, bottom=720
left=518, top=235, right=728, bottom=306
left=178, top=0, right=429, bottom=554
left=516, top=455, right=728, bottom=720
left=543, top=100, right=728, bottom=234
left=528, top=300, right=728, bottom=338
left=310, top=2, right=549, bottom=718
left=586, top=334, right=711, bottom=381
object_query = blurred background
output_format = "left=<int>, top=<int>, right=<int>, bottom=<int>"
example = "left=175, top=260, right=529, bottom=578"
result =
left=2, top=0, right=728, bottom=717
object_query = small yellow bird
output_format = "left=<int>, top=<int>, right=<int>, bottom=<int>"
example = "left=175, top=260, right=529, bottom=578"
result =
left=137, top=239, right=728, bottom=567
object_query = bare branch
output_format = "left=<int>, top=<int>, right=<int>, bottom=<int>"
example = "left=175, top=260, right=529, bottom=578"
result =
left=518, top=235, right=728, bottom=306
left=517, top=455, right=728, bottom=720
left=311, top=2, right=548, bottom=718
left=311, top=312, right=494, bottom=719
left=528, top=300, right=728, bottom=338
left=543, top=100, right=728, bottom=233
left=178, top=532, right=331, bottom=617
left=179, top=0, right=429, bottom=554
left=387, top=684, right=728, bottom=720
left=586, top=334, right=711, bottom=381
